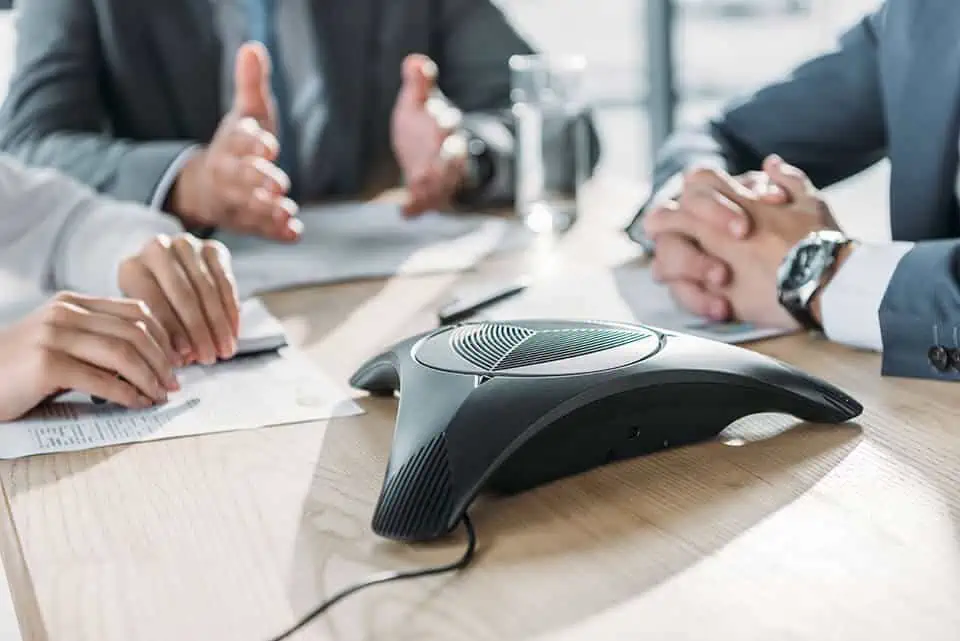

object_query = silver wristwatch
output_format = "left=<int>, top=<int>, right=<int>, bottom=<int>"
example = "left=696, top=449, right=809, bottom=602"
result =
left=776, top=230, right=851, bottom=330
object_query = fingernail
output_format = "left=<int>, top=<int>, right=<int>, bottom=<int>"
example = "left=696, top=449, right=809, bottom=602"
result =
left=137, top=395, right=154, bottom=409
left=287, top=218, right=304, bottom=236
left=175, top=336, right=190, bottom=356
left=169, top=375, right=181, bottom=391
left=708, top=266, right=726, bottom=286
left=729, top=219, right=747, bottom=237
left=710, top=301, right=727, bottom=320
left=421, top=59, right=438, bottom=80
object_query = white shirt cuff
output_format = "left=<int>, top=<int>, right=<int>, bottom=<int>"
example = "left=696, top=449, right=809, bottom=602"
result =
left=149, top=145, right=201, bottom=211
left=820, top=241, right=915, bottom=352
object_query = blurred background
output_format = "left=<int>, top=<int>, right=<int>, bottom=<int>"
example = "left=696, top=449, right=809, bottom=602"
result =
left=492, top=0, right=887, bottom=239
left=497, top=0, right=882, bottom=177
left=0, top=0, right=887, bottom=236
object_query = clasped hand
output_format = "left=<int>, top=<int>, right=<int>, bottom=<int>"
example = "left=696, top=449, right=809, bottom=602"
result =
left=642, top=155, right=840, bottom=328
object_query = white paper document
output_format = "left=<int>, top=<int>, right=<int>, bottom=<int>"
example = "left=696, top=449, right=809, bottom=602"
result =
left=0, top=349, right=362, bottom=459
left=479, top=264, right=793, bottom=344
left=217, top=201, right=530, bottom=298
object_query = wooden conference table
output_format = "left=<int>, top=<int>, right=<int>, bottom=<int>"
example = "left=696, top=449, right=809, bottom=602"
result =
left=0, top=180, right=959, bottom=641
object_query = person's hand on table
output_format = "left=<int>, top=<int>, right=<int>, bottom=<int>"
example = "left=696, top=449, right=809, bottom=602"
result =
left=642, top=164, right=791, bottom=321
left=392, top=54, right=469, bottom=217
left=169, top=42, right=301, bottom=242
left=0, top=293, right=179, bottom=421
left=118, top=233, right=241, bottom=367
left=645, top=155, right=844, bottom=328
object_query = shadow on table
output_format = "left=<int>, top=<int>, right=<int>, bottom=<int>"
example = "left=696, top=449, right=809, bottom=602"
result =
left=282, top=400, right=863, bottom=641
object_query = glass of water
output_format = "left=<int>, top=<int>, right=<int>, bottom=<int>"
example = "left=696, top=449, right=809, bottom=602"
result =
left=510, top=54, right=590, bottom=234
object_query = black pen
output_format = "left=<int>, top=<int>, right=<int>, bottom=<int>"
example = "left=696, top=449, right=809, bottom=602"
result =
left=437, top=280, right=529, bottom=325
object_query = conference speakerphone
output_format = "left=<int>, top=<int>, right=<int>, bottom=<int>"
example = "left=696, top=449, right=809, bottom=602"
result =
left=350, top=319, right=862, bottom=541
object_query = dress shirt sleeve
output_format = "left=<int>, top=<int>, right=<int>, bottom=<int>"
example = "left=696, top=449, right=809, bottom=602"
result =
left=0, top=155, right=183, bottom=297
left=820, top=241, right=915, bottom=352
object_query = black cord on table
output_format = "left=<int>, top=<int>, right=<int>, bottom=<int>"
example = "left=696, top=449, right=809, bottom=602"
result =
left=266, top=514, right=478, bottom=641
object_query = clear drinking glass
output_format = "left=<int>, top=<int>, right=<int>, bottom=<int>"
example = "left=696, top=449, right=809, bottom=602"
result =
left=510, top=54, right=590, bottom=234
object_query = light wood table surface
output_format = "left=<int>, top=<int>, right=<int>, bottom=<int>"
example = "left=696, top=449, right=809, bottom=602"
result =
left=1, top=180, right=959, bottom=641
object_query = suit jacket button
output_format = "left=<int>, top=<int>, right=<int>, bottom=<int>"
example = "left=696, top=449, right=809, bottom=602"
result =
left=929, top=345, right=950, bottom=372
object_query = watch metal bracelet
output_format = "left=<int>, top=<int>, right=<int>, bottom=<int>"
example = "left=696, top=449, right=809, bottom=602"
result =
left=777, top=231, right=850, bottom=331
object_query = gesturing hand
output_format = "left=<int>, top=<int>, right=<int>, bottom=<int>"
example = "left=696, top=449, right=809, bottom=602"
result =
left=0, top=293, right=180, bottom=421
left=392, top=54, right=468, bottom=217
left=169, top=42, right=301, bottom=242
left=119, top=233, right=241, bottom=367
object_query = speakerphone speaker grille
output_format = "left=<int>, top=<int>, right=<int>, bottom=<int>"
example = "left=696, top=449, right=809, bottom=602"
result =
left=450, top=323, right=535, bottom=370
left=372, top=433, right=454, bottom=540
left=451, top=323, right=649, bottom=372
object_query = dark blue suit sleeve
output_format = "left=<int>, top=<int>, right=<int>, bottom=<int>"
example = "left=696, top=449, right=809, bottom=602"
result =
left=880, top=241, right=960, bottom=381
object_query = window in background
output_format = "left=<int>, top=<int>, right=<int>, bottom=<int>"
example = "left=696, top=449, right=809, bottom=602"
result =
left=675, top=0, right=882, bottom=127
left=495, top=0, right=882, bottom=197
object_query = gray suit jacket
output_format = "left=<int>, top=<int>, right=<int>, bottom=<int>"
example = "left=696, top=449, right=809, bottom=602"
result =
left=640, top=0, right=960, bottom=381
left=0, top=0, right=597, bottom=208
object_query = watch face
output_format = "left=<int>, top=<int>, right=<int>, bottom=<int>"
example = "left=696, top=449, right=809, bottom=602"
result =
left=780, top=242, right=830, bottom=291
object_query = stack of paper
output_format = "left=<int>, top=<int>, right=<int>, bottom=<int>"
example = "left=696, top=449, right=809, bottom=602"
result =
left=218, top=201, right=530, bottom=297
